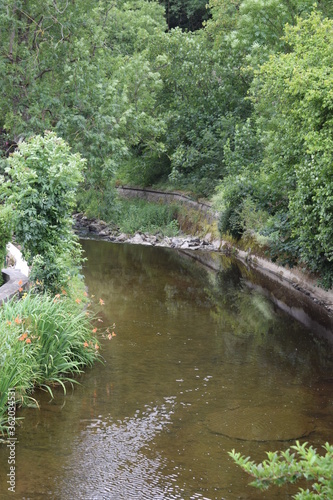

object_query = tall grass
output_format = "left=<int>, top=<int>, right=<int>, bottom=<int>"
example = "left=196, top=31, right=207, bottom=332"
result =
left=0, top=290, right=100, bottom=435
left=117, top=198, right=179, bottom=236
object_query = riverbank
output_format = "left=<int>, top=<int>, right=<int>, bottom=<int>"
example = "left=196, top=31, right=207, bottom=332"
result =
left=73, top=211, right=333, bottom=317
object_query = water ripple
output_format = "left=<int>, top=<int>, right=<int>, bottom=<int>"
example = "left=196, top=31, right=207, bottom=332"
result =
left=52, top=400, right=194, bottom=499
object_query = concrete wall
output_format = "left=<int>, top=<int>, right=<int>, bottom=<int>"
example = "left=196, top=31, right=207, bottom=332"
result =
left=0, top=268, right=29, bottom=305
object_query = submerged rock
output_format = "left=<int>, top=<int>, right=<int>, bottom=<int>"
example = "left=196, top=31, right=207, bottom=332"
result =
left=206, top=405, right=315, bottom=441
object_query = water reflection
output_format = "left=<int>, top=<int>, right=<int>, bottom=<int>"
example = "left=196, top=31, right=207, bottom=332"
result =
left=0, top=241, right=332, bottom=499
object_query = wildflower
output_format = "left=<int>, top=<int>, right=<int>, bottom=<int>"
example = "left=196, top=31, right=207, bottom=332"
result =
left=55, top=294, right=61, bottom=299
left=14, top=316, right=22, bottom=324
left=92, top=328, right=97, bottom=333
left=112, top=332, right=116, bottom=337
left=75, top=298, right=81, bottom=304
left=83, top=291, right=88, bottom=297
left=99, top=298, right=105, bottom=306
left=83, top=341, right=89, bottom=348
left=19, top=332, right=28, bottom=341
left=26, top=338, right=31, bottom=344
left=61, top=290, right=67, bottom=295
left=18, top=280, right=23, bottom=286
left=107, top=333, right=112, bottom=340
left=6, top=320, right=11, bottom=326
left=19, top=287, right=23, bottom=292
left=95, top=343, right=99, bottom=350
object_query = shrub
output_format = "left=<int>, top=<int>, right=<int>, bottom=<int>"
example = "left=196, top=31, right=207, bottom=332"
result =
left=214, top=174, right=256, bottom=239
left=230, top=441, right=333, bottom=499
left=4, top=131, right=85, bottom=294
left=76, top=186, right=121, bottom=223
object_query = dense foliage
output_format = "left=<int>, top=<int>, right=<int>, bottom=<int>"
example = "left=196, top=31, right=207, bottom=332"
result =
left=4, top=132, right=85, bottom=293
left=0, top=0, right=332, bottom=287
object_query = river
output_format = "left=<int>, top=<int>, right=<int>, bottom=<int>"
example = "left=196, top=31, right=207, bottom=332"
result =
left=0, top=240, right=332, bottom=499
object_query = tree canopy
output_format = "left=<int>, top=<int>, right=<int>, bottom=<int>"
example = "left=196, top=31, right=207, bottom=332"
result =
left=1, top=0, right=333, bottom=286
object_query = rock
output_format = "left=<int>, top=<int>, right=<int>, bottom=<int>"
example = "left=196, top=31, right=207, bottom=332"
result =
left=206, top=405, right=315, bottom=442
left=116, top=233, right=128, bottom=242
left=88, top=222, right=102, bottom=233
left=188, top=238, right=200, bottom=246
left=212, top=239, right=222, bottom=250
left=130, top=233, right=145, bottom=244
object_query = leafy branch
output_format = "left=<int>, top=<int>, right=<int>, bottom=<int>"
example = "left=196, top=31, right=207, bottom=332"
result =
left=229, top=441, right=333, bottom=499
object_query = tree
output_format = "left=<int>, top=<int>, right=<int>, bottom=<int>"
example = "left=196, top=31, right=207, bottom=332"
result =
left=250, top=11, right=333, bottom=287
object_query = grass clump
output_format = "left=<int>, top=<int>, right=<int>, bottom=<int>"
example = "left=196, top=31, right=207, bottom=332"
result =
left=116, top=198, right=179, bottom=236
left=0, top=289, right=101, bottom=436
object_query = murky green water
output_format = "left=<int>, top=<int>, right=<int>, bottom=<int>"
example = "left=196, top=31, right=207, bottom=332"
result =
left=0, top=241, right=332, bottom=499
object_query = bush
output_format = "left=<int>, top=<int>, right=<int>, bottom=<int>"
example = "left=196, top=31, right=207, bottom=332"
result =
left=214, top=174, right=256, bottom=240
left=5, top=131, right=85, bottom=294
left=230, top=441, right=333, bottom=499
left=76, top=186, right=121, bottom=223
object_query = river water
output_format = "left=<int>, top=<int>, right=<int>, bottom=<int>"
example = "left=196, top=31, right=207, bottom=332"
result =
left=0, top=240, right=332, bottom=499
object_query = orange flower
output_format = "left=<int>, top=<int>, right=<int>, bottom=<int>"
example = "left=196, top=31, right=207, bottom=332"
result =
left=92, top=327, right=97, bottom=333
left=99, top=298, right=105, bottom=306
left=75, top=298, right=81, bottom=304
left=18, top=287, right=23, bottom=292
left=6, top=320, right=11, bottom=326
left=18, top=280, right=23, bottom=286
left=83, top=341, right=89, bottom=348
left=55, top=293, right=61, bottom=299
left=95, top=343, right=99, bottom=350
left=61, top=290, right=67, bottom=295
left=14, top=316, right=22, bottom=324
left=19, top=332, right=28, bottom=341
left=26, top=338, right=31, bottom=344
left=83, top=291, right=88, bottom=297
left=112, top=332, right=116, bottom=337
